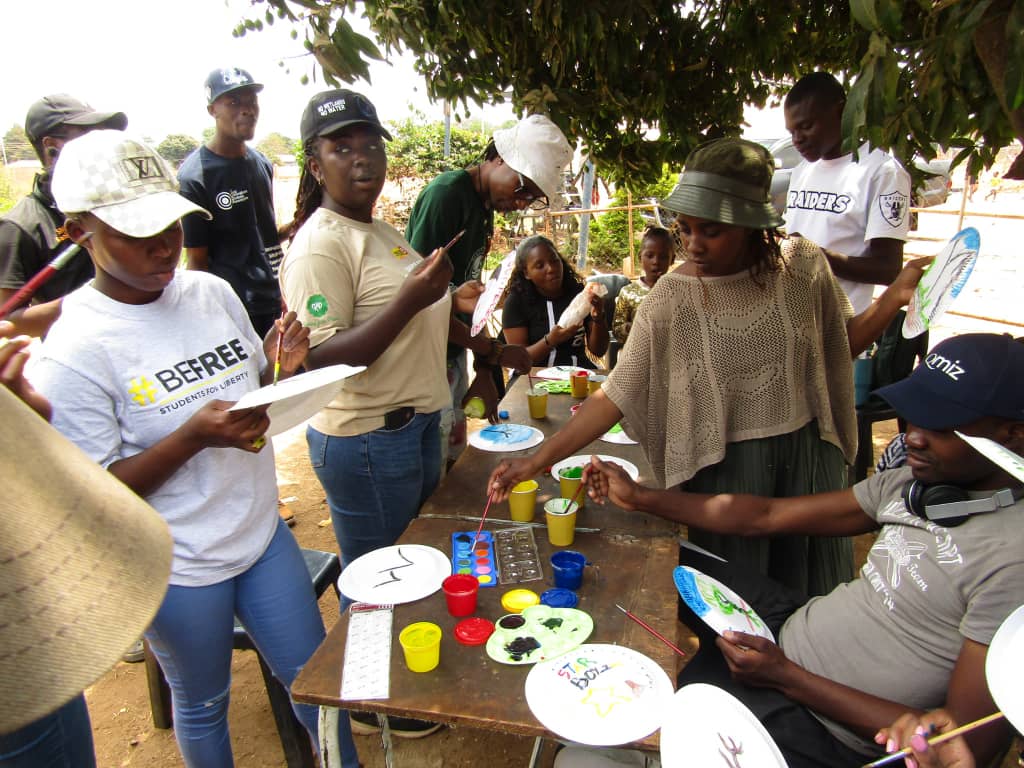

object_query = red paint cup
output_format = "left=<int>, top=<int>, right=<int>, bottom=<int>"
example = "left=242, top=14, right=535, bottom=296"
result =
left=442, top=574, right=479, bottom=617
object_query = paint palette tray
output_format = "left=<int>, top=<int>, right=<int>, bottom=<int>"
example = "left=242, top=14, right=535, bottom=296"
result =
left=451, top=531, right=499, bottom=587
left=493, top=527, right=543, bottom=585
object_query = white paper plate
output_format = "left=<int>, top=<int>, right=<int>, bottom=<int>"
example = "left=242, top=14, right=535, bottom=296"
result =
left=337, top=544, right=451, bottom=604
left=551, top=455, right=639, bottom=482
left=468, top=424, right=544, bottom=452
left=228, top=364, right=365, bottom=436
left=904, top=227, right=979, bottom=338
left=660, top=684, right=787, bottom=767
left=673, top=566, right=775, bottom=643
left=536, top=365, right=589, bottom=381
left=599, top=423, right=639, bottom=445
left=955, top=432, right=1024, bottom=483
left=471, top=251, right=516, bottom=336
left=986, top=604, right=1024, bottom=733
left=525, top=643, right=674, bottom=746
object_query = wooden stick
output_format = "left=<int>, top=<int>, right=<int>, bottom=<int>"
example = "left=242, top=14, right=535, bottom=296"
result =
left=861, top=712, right=1005, bottom=768
left=615, top=603, right=688, bottom=659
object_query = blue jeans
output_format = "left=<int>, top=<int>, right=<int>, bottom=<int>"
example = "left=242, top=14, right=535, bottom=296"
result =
left=0, top=694, right=94, bottom=768
left=145, top=519, right=358, bottom=768
left=308, top=410, right=442, bottom=573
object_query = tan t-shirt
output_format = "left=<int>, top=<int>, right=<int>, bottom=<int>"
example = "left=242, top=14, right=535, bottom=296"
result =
left=280, top=208, right=450, bottom=436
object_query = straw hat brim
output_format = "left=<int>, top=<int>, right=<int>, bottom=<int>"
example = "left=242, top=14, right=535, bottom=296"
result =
left=0, top=388, right=172, bottom=734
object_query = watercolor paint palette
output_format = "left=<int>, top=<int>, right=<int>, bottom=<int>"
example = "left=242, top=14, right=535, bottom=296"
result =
left=451, top=531, right=499, bottom=587
left=493, top=527, right=543, bottom=585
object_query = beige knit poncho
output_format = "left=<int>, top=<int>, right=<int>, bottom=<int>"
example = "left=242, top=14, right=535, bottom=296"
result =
left=604, top=237, right=858, bottom=489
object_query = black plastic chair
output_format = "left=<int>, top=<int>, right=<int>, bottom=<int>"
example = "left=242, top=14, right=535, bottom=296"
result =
left=143, top=548, right=341, bottom=768
left=851, top=310, right=929, bottom=482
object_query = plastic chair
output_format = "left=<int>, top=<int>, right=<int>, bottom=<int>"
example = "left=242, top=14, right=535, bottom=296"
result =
left=851, top=310, right=929, bottom=482
left=143, top=549, right=341, bottom=768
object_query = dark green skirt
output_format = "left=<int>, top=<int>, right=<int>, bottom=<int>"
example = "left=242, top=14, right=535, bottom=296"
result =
left=681, top=420, right=853, bottom=597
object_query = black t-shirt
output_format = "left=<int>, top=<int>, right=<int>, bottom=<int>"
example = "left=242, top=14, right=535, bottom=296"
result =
left=0, top=174, right=94, bottom=302
left=177, top=146, right=281, bottom=319
left=502, top=283, right=595, bottom=369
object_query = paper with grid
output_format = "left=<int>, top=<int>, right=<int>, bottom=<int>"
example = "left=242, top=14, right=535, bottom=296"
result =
left=341, top=604, right=393, bottom=700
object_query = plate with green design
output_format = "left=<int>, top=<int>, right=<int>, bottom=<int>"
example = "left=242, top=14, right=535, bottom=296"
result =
left=599, top=422, right=638, bottom=445
left=673, top=566, right=774, bottom=643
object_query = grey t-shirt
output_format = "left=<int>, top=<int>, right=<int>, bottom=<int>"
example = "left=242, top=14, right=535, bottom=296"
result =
left=31, top=271, right=277, bottom=587
left=780, top=466, right=1024, bottom=754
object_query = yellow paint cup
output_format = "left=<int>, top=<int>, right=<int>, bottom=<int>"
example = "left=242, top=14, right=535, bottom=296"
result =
left=544, top=498, right=578, bottom=547
left=570, top=371, right=590, bottom=398
left=509, top=479, right=539, bottom=522
left=588, top=374, right=607, bottom=394
left=558, top=467, right=584, bottom=510
left=527, top=388, right=548, bottom=419
left=399, top=621, right=442, bottom=673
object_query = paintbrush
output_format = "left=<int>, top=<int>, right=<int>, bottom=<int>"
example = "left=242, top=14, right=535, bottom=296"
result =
left=471, top=491, right=495, bottom=548
left=861, top=712, right=1005, bottom=768
left=616, top=604, right=689, bottom=659
left=443, top=229, right=466, bottom=251
left=419, top=513, right=601, bottom=533
left=568, top=477, right=587, bottom=512
left=271, top=301, right=289, bottom=386
left=0, top=235, right=91, bottom=321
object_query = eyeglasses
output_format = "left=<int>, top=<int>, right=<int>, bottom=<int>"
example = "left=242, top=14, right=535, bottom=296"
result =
left=514, top=171, right=549, bottom=210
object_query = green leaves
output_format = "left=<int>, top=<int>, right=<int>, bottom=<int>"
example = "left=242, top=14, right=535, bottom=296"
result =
left=241, top=0, right=1022, bottom=183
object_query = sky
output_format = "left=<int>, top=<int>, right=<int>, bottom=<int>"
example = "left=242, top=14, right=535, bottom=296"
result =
left=2, top=1, right=784, bottom=151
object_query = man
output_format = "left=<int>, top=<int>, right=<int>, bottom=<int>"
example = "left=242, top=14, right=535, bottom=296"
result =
left=0, top=94, right=126, bottom=336
left=582, top=333, right=1023, bottom=768
left=405, top=115, right=570, bottom=464
left=178, top=67, right=282, bottom=336
left=784, top=71, right=912, bottom=313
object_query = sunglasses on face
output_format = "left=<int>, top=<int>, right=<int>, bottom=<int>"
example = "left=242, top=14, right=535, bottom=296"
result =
left=514, top=171, right=549, bottom=210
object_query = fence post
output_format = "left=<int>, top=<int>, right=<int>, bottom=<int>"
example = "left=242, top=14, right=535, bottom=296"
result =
left=576, top=160, right=595, bottom=272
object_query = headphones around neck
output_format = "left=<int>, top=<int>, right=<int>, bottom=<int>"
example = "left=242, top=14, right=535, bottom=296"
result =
left=902, top=480, right=1022, bottom=527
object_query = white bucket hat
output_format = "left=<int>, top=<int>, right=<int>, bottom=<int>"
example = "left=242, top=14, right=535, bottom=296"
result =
left=0, top=388, right=172, bottom=733
left=52, top=130, right=210, bottom=238
left=493, top=115, right=573, bottom=210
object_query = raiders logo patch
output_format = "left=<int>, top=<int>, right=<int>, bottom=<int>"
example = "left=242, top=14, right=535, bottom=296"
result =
left=878, top=191, right=909, bottom=228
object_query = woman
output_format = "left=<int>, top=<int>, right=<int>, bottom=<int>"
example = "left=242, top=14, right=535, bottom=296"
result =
left=612, top=226, right=673, bottom=344
left=490, top=138, right=928, bottom=596
left=502, top=234, right=609, bottom=369
left=28, top=130, right=359, bottom=768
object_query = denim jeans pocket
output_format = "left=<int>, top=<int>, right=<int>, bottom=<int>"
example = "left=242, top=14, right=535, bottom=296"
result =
left=306, top=426, right=329, bottom=469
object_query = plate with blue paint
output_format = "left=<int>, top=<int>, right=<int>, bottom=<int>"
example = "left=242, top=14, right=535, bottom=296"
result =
left=904, top=227, right=979, bottom=338
left=468, top=423, right=544, bottom=452
left=673, top=566, right=774, bottom=643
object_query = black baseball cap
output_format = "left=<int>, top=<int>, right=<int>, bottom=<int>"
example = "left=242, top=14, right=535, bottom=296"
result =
left=300, top=89, right=392, bottom=145
left=205, top=67, right=263, bottom=104
left=877, top=333, right=1024, bottom=430
left=25, top=94, right=127, bottom=145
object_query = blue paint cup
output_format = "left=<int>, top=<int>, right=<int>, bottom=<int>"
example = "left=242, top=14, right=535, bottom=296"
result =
left=550, top=550, right=587, bottom=590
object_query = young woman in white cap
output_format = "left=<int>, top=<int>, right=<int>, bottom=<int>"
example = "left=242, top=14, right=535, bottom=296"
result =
left=28, top=130, right=360, bottom=768
left=490, top=137, right=929, bottom=598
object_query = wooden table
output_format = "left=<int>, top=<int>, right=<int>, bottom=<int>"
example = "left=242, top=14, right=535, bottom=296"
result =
left=292, top=371, right=684, bottom=761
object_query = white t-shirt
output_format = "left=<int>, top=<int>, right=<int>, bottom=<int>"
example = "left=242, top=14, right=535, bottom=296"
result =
left=780, top=467, right=1024, bottom=754
left=784, top=145, right=911, bottom=313
left=31, top=271, right=278, bottom=587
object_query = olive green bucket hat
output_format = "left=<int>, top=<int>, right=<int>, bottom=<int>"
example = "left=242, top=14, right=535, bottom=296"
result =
left=659, top=138, right=784, bottom=229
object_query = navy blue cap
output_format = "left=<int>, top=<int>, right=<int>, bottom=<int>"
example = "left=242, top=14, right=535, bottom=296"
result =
left=205, top=68, right=263, bottom=104
left=877, top=333, right=1024, bottom=430
left=300, top=89, right=392, bottom=145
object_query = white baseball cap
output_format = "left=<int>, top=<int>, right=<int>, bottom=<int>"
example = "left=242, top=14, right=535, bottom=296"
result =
left=493, top=115, right=573, bottom=210
left=52, top=130, right=210, bottom=237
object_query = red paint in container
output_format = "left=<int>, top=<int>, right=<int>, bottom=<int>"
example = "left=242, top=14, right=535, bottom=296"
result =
left=442, top=573, right=479, bottom=617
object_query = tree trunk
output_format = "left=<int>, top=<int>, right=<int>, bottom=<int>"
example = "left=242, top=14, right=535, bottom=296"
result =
left=973, top=0, right=1024, bottom=178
